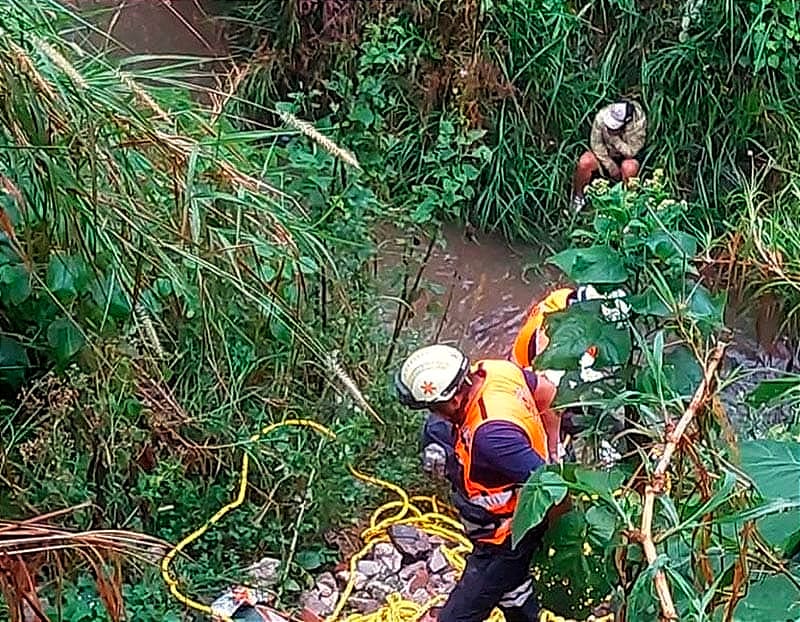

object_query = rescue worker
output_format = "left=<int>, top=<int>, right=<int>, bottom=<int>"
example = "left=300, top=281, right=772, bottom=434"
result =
left=509, top=285, right=602, bottom=446
left=572, top=100, right=647, bottom=211
left=395, top=345, right=555, bottom=622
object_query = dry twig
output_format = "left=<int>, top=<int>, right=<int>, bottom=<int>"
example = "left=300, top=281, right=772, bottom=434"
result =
left=636, top=342, right=727, bottom=620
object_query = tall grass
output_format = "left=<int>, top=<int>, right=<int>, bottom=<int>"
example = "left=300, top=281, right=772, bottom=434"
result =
left=222, top=0, right=800, bottom=246
left=0, top=0, right=422, bottom=617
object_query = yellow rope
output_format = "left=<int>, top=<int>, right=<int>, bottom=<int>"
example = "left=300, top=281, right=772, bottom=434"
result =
left=160, top=419, right=614, bottom=622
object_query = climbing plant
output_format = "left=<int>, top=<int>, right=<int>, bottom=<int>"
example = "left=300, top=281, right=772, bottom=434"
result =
left=512, top=174, right=800, bottom=620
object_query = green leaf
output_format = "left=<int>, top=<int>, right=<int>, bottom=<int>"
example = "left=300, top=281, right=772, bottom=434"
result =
left=349, top=104, right=375, bottom=126
left=512, top=470, right=568, bottom=547
left=629, top=288, right=671, bottom=317
left=46, top=253, right=88, bottom=301
left=638, top=345, right=703, bottom=398
left=547, top=245, right=628, bottom=284
left=0, top=263, right=31, bottom=305
left=739, top=440, right=800, bottom=554
left=46, top=317, right=85, bottom=364
left=88, top=273, right=131, bottom=319
left=535, top=302, right=632, bottom=370
left=778, top=0, right=796, bottom=17
left=297, top=255, right=318, bottom=275
left=586, top=506, right=617, bottom=546
left=747, top=376, right=800, bottom=407
left=574, top=466, right=626, bottom=499
left=296, top=549, right=323, bottom=570
left=269, top=318, right=292, bottom=345
left=686, top=283, right=725, bottom=330
left=533, top=510, right=618, bottom=615
left=645, top=230, right=697, bottom=262
left=0, top=335, right=29, bottom=387
left=462, top=164, right=480, bottom=180
left=731, top=574, right=800, bottom=620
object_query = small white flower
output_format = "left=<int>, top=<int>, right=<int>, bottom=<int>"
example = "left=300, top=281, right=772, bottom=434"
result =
left=579, top=351, right=597, bottom=368
left=580, top=368, right=606, bottom=382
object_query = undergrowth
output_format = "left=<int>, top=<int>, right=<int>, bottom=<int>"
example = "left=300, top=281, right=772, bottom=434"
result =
left=0, top=1, right=428, bottom=619
left=221, top=0, right=800, bottom=249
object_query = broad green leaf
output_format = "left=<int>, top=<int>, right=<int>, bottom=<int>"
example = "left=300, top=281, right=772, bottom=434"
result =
left=645, top=230, right=698, bottom=262
left=512, top=470, right=568, bottom=547
left=47, top=317, right=85, bottom=364
left=46, top=253, right=88, bottom=301
left=574, top=466, right=627, bottom=499
left=747, top=376, right=800, bottom=407
left=88, top=273, right=131, bottom=319
left=535, top=302, right=632, bottom=370
left=296, top=549, right=322, bottom=570
left=686, top=283, right=725, bottom=332
left=462, top=164, right=480, bottom=180
left=638, top=345, right=703, bottom=398
left=0, top=263, right=31, bottom=305
left=269, top=318, right=292, bottom=345
left=739, top=440, right=800, bottom=554
left=349, top=104, right=374, bottom=126
left=586, top=506, right=617, bottom=545
left=0, top=335, right=29, bottom=387
left=731, top=574, right=800, bottom=620
left=532, top=510, right=619, bottom=616
left=629, top=288, right=671, bottom=317
left=547, top=245, right=628, bottom=284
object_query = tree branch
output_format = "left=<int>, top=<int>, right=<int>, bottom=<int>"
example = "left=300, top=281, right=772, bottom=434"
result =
left=638, top=341, right=727, bottom=621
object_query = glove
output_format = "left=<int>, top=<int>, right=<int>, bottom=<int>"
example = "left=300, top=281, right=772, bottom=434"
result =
left=421, top=443, right=447, bottom=479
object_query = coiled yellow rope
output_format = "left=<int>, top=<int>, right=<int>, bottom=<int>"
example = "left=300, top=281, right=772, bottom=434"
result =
left=160, top=419, right=613, bottom=622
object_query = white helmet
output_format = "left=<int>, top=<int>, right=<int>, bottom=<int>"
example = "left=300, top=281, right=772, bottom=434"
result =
left=395, top=345, right=470, bottom=410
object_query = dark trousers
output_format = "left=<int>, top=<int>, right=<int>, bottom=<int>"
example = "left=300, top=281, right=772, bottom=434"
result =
left=439, top=527, right=544, bottom=622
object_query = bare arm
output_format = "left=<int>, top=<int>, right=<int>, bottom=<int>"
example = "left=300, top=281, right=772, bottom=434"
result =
left=533, top=374, right=562, bottom=462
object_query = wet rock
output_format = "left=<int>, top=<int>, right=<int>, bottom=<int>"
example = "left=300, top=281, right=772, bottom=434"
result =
left=349, top=596, right=382, bottom=614
left=316, top=572, right=337, bottom=598
left=356, top=559, right=382, bottom=577
left=245, top=556, right=281, bottom=586
left=411, top=588, right=431, bottom=604
left=300, top=594, right=333, bottom=619
left=406, top=565, right=429, bottom=593
left=368, top=580, right=399, bottom=601
left=442, top=570, right=457, bottom=586
left=336, top=569, right=367, bottom=590
left=319, top=590, right=339, bottom=613
left=388, top=524, right=432, bottom=561
left=373, top=542, right=403, bottom=573
left=399, top=560, right=428, bottom=582
left=427, top=546, right=449, bottom=574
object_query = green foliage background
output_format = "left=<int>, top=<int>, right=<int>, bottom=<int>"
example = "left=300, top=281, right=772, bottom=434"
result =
left=2, top=0, right=800, bottom=620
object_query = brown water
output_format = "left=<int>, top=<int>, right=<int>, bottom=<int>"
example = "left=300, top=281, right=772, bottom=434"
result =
left=376, top=225, right=563, bottom=358
left=72, top=0, right=227, bottom=61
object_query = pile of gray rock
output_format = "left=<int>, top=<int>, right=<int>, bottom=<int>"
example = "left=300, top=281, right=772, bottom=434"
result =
left=300, top=524, right=458, bottom=622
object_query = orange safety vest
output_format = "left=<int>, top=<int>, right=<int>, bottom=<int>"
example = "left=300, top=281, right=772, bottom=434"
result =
left=453, top=360, right=548, bottom=544
left=510, top=288, right=575, bottom=369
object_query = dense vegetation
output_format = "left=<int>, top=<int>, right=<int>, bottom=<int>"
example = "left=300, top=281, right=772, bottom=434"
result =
left=1, top=0, right=800, bottom=620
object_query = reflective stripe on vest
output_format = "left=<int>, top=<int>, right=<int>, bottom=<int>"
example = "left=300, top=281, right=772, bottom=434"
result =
left=510, top=288, right=574, bottom=369
left=453, top=360, right=548, bottom=544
